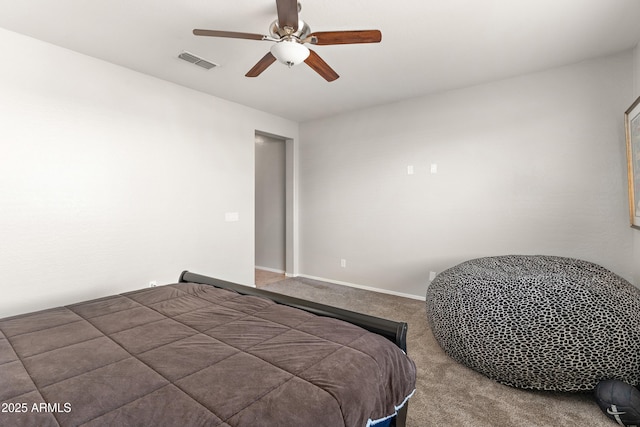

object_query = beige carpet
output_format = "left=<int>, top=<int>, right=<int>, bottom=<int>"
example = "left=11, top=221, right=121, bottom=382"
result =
left=259, top=276, right=614, bottom=427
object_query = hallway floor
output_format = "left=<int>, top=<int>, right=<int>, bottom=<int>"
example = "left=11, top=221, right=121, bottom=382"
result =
left=255, top=269, right=286, bottom=287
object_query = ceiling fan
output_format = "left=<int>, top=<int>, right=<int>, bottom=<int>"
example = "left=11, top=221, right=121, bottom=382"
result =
left=192, top=0, right=382, bottom=82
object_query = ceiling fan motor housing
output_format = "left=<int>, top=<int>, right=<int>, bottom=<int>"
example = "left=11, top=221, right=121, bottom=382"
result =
left=269, top=19, right=310, bottom=40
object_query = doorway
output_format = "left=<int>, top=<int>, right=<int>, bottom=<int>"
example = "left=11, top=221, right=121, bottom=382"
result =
left=255, top=131, right=296, bottom=285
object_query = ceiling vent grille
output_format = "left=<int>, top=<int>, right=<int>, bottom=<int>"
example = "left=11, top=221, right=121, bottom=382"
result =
left=178, top=51, right=218, bottom=70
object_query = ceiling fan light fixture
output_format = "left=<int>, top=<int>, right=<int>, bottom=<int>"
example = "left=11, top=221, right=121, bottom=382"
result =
left=270, top=40, right=309, bottom=67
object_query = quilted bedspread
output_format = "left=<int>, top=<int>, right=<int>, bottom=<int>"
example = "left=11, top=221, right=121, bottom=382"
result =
left=0, top=282, right=416, bottom=426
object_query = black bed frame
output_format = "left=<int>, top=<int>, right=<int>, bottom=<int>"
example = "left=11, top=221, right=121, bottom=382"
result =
left=179, top=271, right=409, bottom=427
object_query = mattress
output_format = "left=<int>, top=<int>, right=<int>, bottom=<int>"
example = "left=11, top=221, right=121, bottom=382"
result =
left=0, top=281, right=416, bottom=426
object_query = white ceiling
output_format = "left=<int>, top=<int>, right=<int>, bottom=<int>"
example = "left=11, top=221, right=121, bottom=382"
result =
left=0, top=0, right=639, bottom=122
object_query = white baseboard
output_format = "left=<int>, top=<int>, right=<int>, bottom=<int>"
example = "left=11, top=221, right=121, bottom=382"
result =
left=296, top=274, right=426, bottom=301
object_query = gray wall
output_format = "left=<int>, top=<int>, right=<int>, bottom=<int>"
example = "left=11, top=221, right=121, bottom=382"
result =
left=0, top=28, right=298, bottom=317
left=1, top=26, right=637, bottom=314
left=299, top=51, right=635, bottom=299
left=634, top=41, right=640, bottom=285
left=255, top=134, right=286, bottom=272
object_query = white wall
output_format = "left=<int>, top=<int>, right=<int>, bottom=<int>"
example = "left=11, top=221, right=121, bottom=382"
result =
left=0, top=28, right=298, bottom=317
left=633, top=41, right=640, bottom=285
left=299, top=51, right=634, bottom=298
left=1, top=28, right=636, bottom=315
left=255, top=134, right=286, bottom=272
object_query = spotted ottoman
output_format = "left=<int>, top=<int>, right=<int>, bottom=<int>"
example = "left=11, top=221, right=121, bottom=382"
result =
left=425, top=255, right=640, bottom=391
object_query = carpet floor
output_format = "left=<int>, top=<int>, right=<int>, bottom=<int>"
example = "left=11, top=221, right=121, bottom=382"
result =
left=260, top=276, right=613, bottom=427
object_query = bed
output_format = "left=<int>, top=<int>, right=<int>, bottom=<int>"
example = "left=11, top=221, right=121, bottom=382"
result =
left=0, top=271, right=416, bottom=427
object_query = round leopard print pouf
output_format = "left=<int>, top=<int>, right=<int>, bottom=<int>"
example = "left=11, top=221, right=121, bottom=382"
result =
left=426, top=255, right=640, bottom=392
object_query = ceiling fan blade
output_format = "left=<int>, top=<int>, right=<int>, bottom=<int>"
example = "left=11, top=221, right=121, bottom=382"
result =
left=245, top=52, right=277, bottom=77
left=275, top=0, right=299, bottom=31
left=193, top=29, right=268, bottom=41
left=306, top=30, right=382, bottom=45
left=304, top=49, right=339, bottom=82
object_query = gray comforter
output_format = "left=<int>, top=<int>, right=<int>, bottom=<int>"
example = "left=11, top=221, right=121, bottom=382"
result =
left=0, top=282, right=416, bottom=426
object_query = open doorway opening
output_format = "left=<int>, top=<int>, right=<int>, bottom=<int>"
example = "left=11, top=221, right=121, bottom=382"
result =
left=255, top=131, right=296, bottom=286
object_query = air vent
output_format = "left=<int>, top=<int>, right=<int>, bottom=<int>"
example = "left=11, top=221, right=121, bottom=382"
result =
left=178, top=51, right=218, bottom=70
